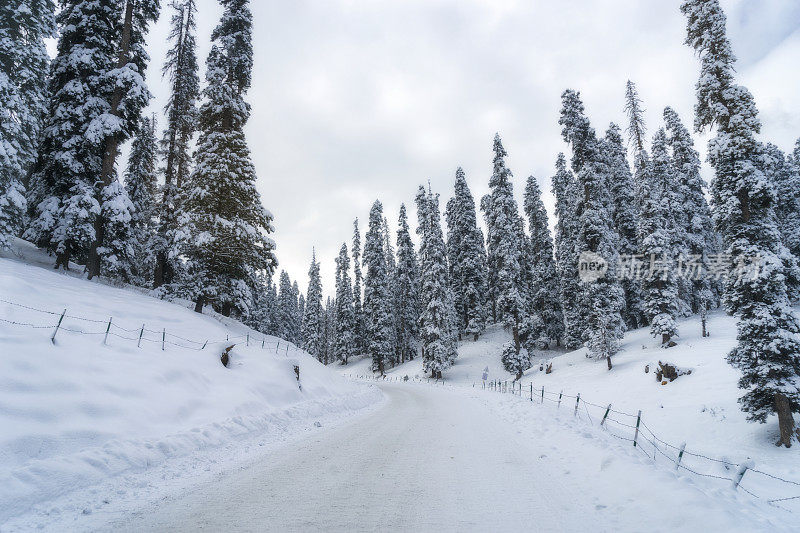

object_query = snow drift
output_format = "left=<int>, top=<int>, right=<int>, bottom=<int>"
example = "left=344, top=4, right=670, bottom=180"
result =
left=0, top=240, right=380, bottom=525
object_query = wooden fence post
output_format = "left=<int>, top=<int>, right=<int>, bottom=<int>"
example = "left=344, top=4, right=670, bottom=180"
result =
left=541, top=386, right=544, bottom=404
left=675, top=442, right=686, bottom=471
left=50, top=309, right=66, bottom=344
left=103, top=317, right=112, bottom=345
left=558, top=390, right=563, bottom=409
left=137, top=324, right=144, bottom=348
left=633, top=410, right=642, bottom=447
left=162, top=328, right=166, bottom=351
left=574, top=393, right=581, bottom=416
left=601, top=404, right=611, bottom=427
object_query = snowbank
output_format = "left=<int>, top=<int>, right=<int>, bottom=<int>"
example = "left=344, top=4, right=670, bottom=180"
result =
left=0, top=240, right=380, bottom=525
left=344, top=310, right=800, bottom=509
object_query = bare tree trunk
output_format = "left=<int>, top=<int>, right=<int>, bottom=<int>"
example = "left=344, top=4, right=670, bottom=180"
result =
left=194, top=296, right=204, bottom=314
left=775, top=393, right=798, bottom=448
left=87, top=0, right=136, bottom=279
left=55, top=249, right=70, bottom=271
left=606, top=355, right=612, bottom=371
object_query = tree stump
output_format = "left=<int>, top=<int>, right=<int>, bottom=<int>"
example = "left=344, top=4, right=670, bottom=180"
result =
left=221, top=344, right=234, bottom=367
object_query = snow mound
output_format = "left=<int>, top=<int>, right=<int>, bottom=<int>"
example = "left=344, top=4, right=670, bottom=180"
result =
left=0, top=240, right=380, bottom=524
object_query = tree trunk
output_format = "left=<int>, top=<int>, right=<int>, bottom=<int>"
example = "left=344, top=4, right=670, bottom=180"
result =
left=606, top=355, right=612, bottom=371
left=221, top=301, right=231, bottom=317
left=512, top=325, right=520, bottom=354
left=153, top=252, right=166, bottom=288
left=775, top=392, right=798, bottom=448
left=87, top=0, right=136, bottom=279
left=473, top=333, right=478, bottom=341
left=662, top=333, right=670, bottom=346
left=55, top=249, right=70, bottom=271
left=194, top=296, right=204, bottom=314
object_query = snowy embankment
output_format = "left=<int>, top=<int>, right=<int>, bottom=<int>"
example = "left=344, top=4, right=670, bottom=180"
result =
left=0, top=239, right=381, bottom=527
left=344, top=312, right=800, bottom=511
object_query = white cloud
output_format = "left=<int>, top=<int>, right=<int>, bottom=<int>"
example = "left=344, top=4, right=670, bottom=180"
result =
left=136, top=0, right=799, bottom=297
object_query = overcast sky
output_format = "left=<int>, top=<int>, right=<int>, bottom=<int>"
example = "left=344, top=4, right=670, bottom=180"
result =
left=136, top=0, right=800, bottom=297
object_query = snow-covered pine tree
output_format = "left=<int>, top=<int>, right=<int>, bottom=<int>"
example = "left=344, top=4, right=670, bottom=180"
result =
left=352, top=218, right=365, bottom=354
left=324, top=296, right=335, bottom=364
left=638, top=129, right=680, bottom=346
left=0, top=0, right=55, bottom=249
left=395, top=203, right=420, bottom=362
left=333, top=243, right=357, bottom=365
left=297, top=289, right=305, bottom=343
left=26, top=0, right=121, bottom=269
left=276, top=270, right=296, bottom=343
left=417, top=186, right=458, bottom=378
left=481, top=134, right=527, bottom=353
left=87, top=0, right=160, bottom=280
left=762, top=143, right=800, bottom=300
left=363, top=201, right=395, bottom=375
left=523, top=174, right=563, bottom=349
left=382, top=215, right=399, bottom=366
left=624, top=80, right=649, bottom=212
left=551, top=153, right=583, bottom=350
left=603, top=123, right=644, bottom=328
left=179, top=0, right=277, bottom=317
left=559, top=90, right=625, bottom=368
left=123, top=115, right=158, bottom=286
left=302, top=250, right=325, bottom=362
left=245, top=271, right=272, bottom=336
left=682, top=0, right=800, bottom=447
left=154, top=0, right=200, bottom=288
left=445, top=167, right=488, bottom=340
left=663, top=106, right=719, bottom=328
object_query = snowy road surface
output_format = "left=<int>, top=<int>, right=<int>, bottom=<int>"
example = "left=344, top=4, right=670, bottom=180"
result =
left=111, top=382, right=781, bottom=532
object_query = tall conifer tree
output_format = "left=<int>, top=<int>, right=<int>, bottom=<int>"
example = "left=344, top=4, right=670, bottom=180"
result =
left=179, top=0, right=277, bottom=316
left=559, top=90, right=625, bottom=368
left=417, top=186, right=458, bottom=378
left=154, top=0, right=200, bottom=288
left=123, top=115, right=158, bottom=285
left=363, top=201, right=395, bottom=374
left=682, top=0, right=800, bottom=446
left=0, top=0, right=55, bottom=248
left=395, top=204, right=420, bottom=362
left=333, top=243, right=357, bottom=365
left=523, top=175, right=563, bottom=348
left=302, top=250, right=325, bottom=361
left=445, top=167, right=488, bottom=339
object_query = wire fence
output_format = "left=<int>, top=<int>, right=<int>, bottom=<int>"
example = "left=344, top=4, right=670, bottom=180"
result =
left=0, top=297, right=302, bottom=356
left=350, top=372, right=800, bottom=511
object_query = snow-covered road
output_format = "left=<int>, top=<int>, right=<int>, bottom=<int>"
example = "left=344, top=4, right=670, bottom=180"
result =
left=112, top=383, right=604, bottom=531
left=109, top=382, right=784, bottom=532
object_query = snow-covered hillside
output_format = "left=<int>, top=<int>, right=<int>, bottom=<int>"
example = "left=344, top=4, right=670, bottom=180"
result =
left=343, top=311, right=800, bottom=510
left=0, top=240, right=380, bottom=526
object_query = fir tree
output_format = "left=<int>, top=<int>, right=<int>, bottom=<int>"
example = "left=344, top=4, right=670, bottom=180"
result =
left=762, top=142, right=800, bottom=300
left=603, top=123, right=644, bottom=328
left=363, top=201, right=395, bottom=374
left=333, top=243, right=357, bottom=365
left=664, top=106, right=719, bottom=328
left=551, top=153, right=583, bottom=349
left=481, top=134, right=527, bottom=353
left=0, top=0, right=55, bottom=248
left=352, top=218, right=365, bottom=353
left=445, top=167, right=488, bottom=340
left=682, top=0, right=800, bottom=447
left=638, top=129, right=680, bottom=346
left=382, top=215, right=399, bottom=366
left=559, top=90, right=625, bottom=368
left=179, top=0, right=277, bottom=316
left=26, top=0, right=122, bottom=270
left=123, top=115, right=158, bottom=286
left=302, top=250, right=325, bottom=362
left=395, top=204, right=420, bottom=362
left=276, top=270, right=297, bottom=343
left=88, top=0, right=160, bottom=279
left=154, top=0, right=200, bottom=288
left=417, top=186, right=458, bottom=378
left=523, top=174, right=563, bottom=348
